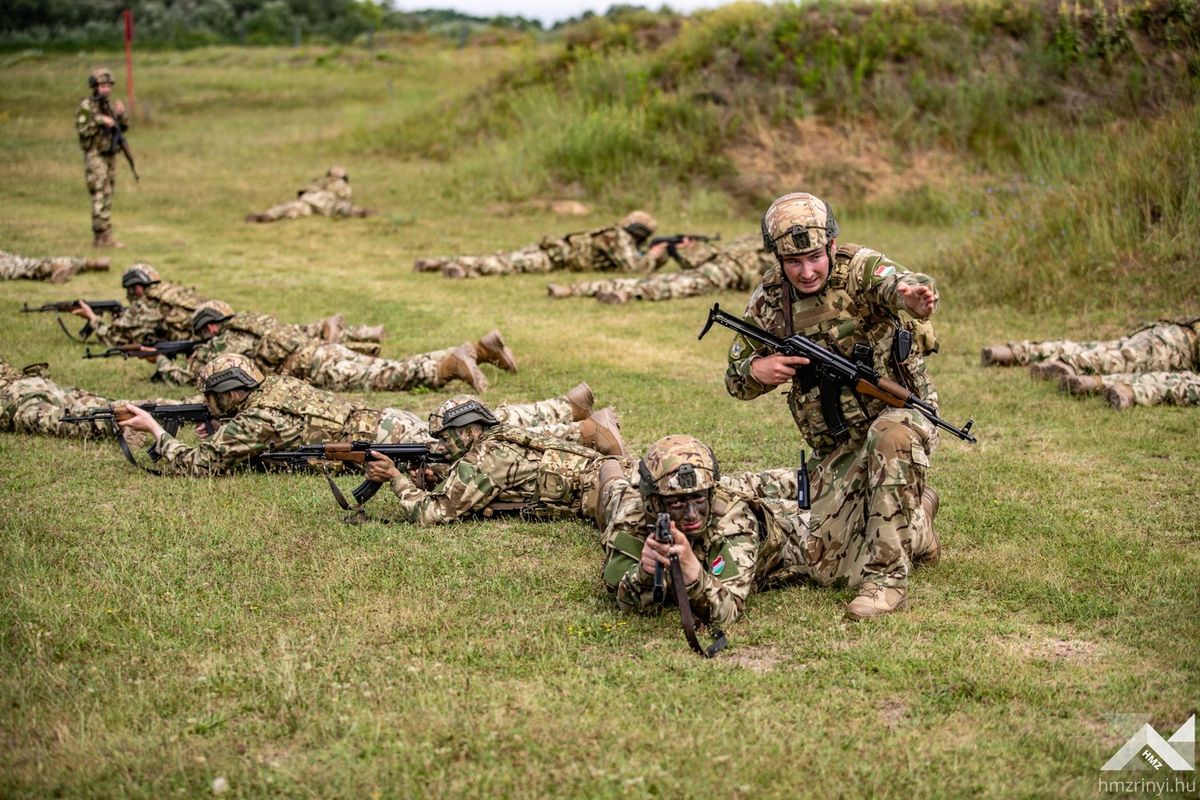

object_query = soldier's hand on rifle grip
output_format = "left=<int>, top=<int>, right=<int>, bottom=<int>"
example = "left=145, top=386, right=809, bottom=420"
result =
left=749, top=353, right=810, bottom=387
left=362, top=450, right=400, bottom=483
left=115, top=403, right=164, bottom=439
left=897, top=283, right=939, bottom=318
left=668, top=524, right=704, bottom=585
left=112, top=100, right=125, bottom=116
left=70, top=301, right=98, bottom=324
left=195, top=422, right=212, bottom=439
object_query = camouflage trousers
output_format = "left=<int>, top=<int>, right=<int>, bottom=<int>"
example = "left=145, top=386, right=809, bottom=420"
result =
left=84, top=150, right=115, bottom=235
left=0, top=251, right=86, bottom=282
left=255, top=193, right=355, bottom=222
left=1100, top=371, right=1200, bottom=407
left=434, top=244, right=557, bottom=278
left=0, top=371, right=186, bottom=439
left=1007, top=322, right=1198, bottom=374
left=720, top=467, right=800, bottom=502
left=373, top=395, right=581, bottom=446
left=800, top=409, right=938, bottom=590
left=558, top=264, right=740, bottom=304
left=288, top=342, right=451, bottom=393
left=297, top=319, right=384, bottom=344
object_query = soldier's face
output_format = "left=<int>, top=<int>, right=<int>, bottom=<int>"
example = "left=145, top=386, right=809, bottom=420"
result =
left=97, top=82, right=113, bottom=97
left=782, top=246, right=831, bottom=295
left=126, top=284, right=145, bottom=299
left=659, top=491, right=711, bottom=537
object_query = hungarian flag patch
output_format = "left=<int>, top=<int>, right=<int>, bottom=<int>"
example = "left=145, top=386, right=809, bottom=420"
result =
left=711, top=555, right=726, bottom=576
left=873, top=263, right=896, bottom=279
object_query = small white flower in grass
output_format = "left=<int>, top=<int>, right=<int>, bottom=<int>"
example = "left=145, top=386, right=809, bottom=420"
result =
left=211, top=776, right=229, bottom=795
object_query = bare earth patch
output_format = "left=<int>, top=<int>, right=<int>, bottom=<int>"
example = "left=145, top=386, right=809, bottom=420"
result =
left=723, top=645, right=786, bottom=673
left=879, top=697, right=910, bottom=727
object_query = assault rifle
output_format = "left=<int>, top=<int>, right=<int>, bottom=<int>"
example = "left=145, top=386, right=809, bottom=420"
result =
left=22, top=299, right=124, bottom=342
left=648, top=233, right=720, bottom=270
left=651, top=511, right=727, bottom=658
left=699, top=303, right=977, bottom=444
left=61, top=402, right=216, bottom=467
left=257, top=441, right=447, bottom=514
left=99, top=96, right=139, bottom=181
left=84, top=339, right=200, bottom=361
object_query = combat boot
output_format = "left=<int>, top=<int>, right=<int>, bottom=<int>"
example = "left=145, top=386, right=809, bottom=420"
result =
left=244, top=213, right=266, bottom=223
left=350, top=208, right=378, bottom=218
left=1106, top=384, right=1135, bottom=410
left=1061, top=374, right=1105, bottom=395
left=843, top=582, right=908, bottom=621
left=355, top=325, right=385, bottom=342
left=93, top=231, right=125, bottom=249
left=565, top=381, right=594, bottom=421
left=912, top=487, right=940, bottom=568
left=442, top=264, right=467, bottom=279
left=474, top=329, right=518, bottom=373
left=344, top=341, right=381, bottom=357
left=1030, top=359, right=1073, bottom=380
left=979, top=345, right=1014, bottom=366
left=50, top=263, right=78, bottom=284
left=437, top=344, right=488, bottom=392
left=83, top=257, right=110, bottom=272
left=579, top=408, right=627, bottom=456
left=320, top=314, right=346, bottom=343
left=546, top=284, right=573, bottom=299
left=413, top=257, right=446, bottom=273
left=597, top=290, right=631, bottom=305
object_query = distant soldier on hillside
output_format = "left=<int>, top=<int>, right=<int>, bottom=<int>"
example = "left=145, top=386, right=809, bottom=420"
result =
left=413, top=211, right=674, bottom=279
left=245, top=167, right=377, bottom=223
left=1, top=250, right=108, bottom=284
left=76, top=68, right=130, bottom=248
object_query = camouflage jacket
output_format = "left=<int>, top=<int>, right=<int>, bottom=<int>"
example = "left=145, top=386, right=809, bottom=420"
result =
left=153, top=312, right=318, bottom=387
left=153, top=329, right=259, bottom=388
left=388, top=425, right=605, bottom=525
left=725, top=243, right=940, bottom=458
left=549, top=225, right=666, bottom=273
left=676, top=235, right=775, bottom=289
left=76, top=94, right=129, bottom=155
left=90, top=280, right=209, bottom=346
left=153, top=375, right=381, bottom=476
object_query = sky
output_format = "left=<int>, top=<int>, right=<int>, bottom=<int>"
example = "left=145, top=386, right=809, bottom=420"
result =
left=392, top=0, right=728, bottom=27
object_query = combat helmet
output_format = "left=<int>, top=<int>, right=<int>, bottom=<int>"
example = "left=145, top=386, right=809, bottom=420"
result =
left=88, top=68, right=114, bottom=89
left=191, top=300, right=235, bottom=334
left=428, top=394, right=499, bottom=437
left=197, top=353, right=264, bottom=395
left=327, top=166, right=348, bottom=180
left=761, top=192, right=839, bottom=257
left=638, top=434, right=720, bottom=499
left=121, top=263, right=161, bottom=288
left=621, top=210, right=658, bottom=243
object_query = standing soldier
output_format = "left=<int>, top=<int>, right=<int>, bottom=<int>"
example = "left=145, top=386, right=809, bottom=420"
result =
left=1, top=250, right=108, bottom=283
left=245, top=167, right=376, bottom=223
left=77, top=68, right=129, bottom=248
left=724, top=192, right=942, bottom=621
left=413, top=211, right=673, bottom=279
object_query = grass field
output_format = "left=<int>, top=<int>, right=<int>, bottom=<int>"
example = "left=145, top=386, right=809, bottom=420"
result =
left=1, top=44, right=1197, bottom=798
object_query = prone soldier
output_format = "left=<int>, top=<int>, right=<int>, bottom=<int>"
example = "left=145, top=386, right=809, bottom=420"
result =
left=245, top=167, right=376, bottom=223
left=1, top=250, right=108, bottom=284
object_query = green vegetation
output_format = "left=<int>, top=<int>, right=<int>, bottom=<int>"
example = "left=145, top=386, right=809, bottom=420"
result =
left=0, top=6, right=1197, bottom=796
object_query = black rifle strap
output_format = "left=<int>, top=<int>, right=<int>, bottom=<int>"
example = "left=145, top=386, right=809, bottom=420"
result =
left=670, top=556, right=727, bottom=658
left=781, top=277, right=795, bottom=338
left=55, top=315, right=88, bottom=342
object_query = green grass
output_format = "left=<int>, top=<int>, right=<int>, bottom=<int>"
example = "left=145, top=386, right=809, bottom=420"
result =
left=1, top=44, right=1198, bottom=798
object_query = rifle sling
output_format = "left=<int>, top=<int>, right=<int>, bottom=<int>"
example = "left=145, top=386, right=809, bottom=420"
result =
left=670, top=556, right=727, bottom=659
left=55, top=315, right=88, bottom=343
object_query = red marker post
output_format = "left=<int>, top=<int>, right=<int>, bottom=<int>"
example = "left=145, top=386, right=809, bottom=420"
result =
left=123, top=9, right=136, bottom=118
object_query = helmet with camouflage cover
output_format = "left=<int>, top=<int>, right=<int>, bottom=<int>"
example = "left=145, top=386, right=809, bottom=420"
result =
left=191, top=300, right=235, bottom=334
left=761, top=192, right=839, bottom=257
left=88, top=68, right=115, bottom=89
left=121, top=263, right=161, bottom=288
left=428, top=394, right=499, bottom=437
left=327, top=166, right=348, bottom=180
left=638, top=434, right=720, bottom=499
left=621, top=210, right=657, bottom=243
left=197, top=353, right=264, bottom=395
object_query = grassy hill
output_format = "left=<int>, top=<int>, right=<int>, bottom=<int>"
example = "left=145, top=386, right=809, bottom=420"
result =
left=0, top=5, right=1197, bottom=796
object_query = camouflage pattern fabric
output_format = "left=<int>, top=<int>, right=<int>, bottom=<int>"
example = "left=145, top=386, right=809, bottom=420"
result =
left=599, top=481, right=812, bottom=626
left=719, top=467, right=799, bottom=501
left=386, top=424, right=620, bottom=525
left=1100, top=370, right=1200, bottom=407
left=424, top=222, right=668, bottom=279
left=151, top=375, right=579, bottom=476
left=88, top=279, right=208, bottom=345
left=252, top=174, right=364, bottom=221
left=725, top=243, right=940, bottom=459
left=1004, top=319, right=1200, bottom=374
left=0, top=251, right=88, bottom=283
left=556, top=235, right=774, bottom=303
left=76, top=94, right=128, bottom=236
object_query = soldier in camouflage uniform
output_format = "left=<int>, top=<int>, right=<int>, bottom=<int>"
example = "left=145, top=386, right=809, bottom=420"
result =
left=413, top=211, right=673, bottom=279
left=148, top=301, right=512, bottom=394
left=116, top=355, right=597, bottom=477
left=1060, top=370, right=1200, bottom=410
left=981, top=317, right=1200, bottom=376
left=724, top=193, right=943, bottom=621
left=0, top=357, right=186, bottom=439
left=0, top=250, right=108, bottom=284
left=76, top=68, right=129, bottom=248
left=364, top=394, right=632, bottom=525
left=245, top=167, right=376, bottom=223
left=545, top=235, right=774, bottom=304
left=69, top=265, right=383, bottom=351
left=601, top=436, right=820, bottom=626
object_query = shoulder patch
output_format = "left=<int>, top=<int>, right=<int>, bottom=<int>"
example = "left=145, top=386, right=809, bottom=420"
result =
left=873, top=263, right=896, bottom=279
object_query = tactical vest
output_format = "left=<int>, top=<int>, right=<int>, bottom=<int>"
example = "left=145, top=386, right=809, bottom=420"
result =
left=485, top=425, right=602, bottom=512
left=242, top=375, right=366, bottom=443
left=224, top=313, right=311, bottom=370
left=145, top=282, right=209, bottom=338
left=758, top=244, right=940, bottom=455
